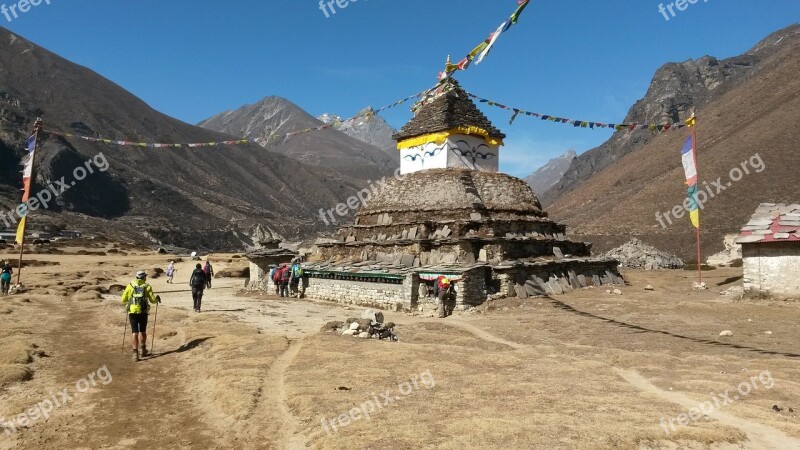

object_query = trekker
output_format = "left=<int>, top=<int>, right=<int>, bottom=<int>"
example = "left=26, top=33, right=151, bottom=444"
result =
left=270, top=265, right=281, bottom=295
left=1, top=261, right=12, bottom=296
left=203, top=259, right=214, bottom=289
left=190, top=263, right=206, bottom=313
left=437, top=276, right=453, bottom=318
left=268, top=265, right=277, bottom=293
left=166, top=261, right=176, bottom=284
left=290, top=259, right=304, bottom=298
left=121, top=271, right=160, bottom=362
left=279, top=264, right=291, bottom=298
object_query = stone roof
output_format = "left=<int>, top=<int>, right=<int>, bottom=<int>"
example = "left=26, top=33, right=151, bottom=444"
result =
left=358, top=168, right=542, bottom=215
left=736, top=203, right=800, bottom=244
left=392, top=80, right=506, bottom=142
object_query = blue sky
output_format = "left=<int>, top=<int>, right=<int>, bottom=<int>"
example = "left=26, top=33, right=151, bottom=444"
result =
left=2, top=1, right=798, bottom=177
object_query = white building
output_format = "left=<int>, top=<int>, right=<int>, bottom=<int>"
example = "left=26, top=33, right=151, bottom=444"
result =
left=736, top=203, right=800, bottom=299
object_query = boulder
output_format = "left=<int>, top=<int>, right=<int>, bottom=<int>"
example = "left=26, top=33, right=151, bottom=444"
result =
left=605, top=238, right=684, bottom=269
left=361, top=309, right=384, bottom=324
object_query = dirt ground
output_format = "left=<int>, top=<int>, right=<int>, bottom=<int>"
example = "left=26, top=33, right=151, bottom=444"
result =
left=0, top=244, right=799, bottom=449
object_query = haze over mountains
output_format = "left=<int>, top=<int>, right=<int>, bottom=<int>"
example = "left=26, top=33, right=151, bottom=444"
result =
left=539, top=24, right=800, bottom=259
left=198, top=98, right=396, bottom=181
left=524, top=149, right=576, bottom=196
left=0, top=27, right=382, bottom=249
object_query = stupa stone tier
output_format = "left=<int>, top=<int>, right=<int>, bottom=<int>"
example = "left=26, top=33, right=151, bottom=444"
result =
left=317, top=169, right=592, bottom=264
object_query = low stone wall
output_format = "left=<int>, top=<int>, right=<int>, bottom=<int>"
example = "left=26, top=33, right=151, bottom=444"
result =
left=496, top=259, right=623, bottom=299
left=304, top=276, right=417, bottom=311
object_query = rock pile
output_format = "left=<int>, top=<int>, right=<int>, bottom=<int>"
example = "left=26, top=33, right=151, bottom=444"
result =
left=321, top=309, right=398, bottom=341
left=605, top=238, right=684, bottom=270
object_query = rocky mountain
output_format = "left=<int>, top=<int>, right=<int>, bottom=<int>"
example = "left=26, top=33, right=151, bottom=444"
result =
left=543, top=24, right=800, bottom=260
left=318, top=107, right=399, bottom=164
left=524, top=149, right=576, bottom=195
left=541, top=24, right=800, bottom=207
left=198, top=99, right=395, bottom=180
left=0, top=27, right=371, bottom=249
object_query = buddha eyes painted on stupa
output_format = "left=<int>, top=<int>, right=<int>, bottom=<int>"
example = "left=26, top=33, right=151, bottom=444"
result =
left=449, top=140, right=497, bottom=164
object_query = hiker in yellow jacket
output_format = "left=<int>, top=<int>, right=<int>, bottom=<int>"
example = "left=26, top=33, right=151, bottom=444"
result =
left=121, top=271, right=160, bottom=361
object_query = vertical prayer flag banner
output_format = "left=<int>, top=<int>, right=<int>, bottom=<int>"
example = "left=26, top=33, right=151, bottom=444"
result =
left=681, top=136, right=698, bottom=186
left=17, top=133, right=37, bottom=243
left=15, top=217, right=26, bottom=245
left=687, top=185, right=701, bottom=228
left=682, top=134, right=700, bottom=229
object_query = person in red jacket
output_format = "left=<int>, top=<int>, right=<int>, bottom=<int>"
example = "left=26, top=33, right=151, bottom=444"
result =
left=437, top=276, right=453, bottom=318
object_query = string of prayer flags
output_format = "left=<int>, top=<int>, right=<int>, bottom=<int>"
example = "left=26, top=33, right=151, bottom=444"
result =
left=41, top=89, right=429, bottom=150
left=466, top=91, right=689, bottom=133
left=441, top=0, right=532, bottom=80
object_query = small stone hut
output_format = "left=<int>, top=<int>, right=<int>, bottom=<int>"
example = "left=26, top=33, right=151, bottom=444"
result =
left=736, top=203, right=800, bottom=299
left=247, top=78, right=622, bottom=310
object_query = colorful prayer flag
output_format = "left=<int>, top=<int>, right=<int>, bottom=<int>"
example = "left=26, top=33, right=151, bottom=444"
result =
left=681, top=135, right=698, bottom=186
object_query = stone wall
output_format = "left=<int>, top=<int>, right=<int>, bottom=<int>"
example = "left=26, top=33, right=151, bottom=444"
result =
left=304, top=275, right=418, bottom=311
left=743, top=243, right=800, bottom=299
left=497, top=260, right=623, bottom=299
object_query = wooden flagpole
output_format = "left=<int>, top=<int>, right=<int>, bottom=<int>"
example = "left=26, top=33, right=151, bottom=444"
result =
left=16, top=118, right=43, bottom=287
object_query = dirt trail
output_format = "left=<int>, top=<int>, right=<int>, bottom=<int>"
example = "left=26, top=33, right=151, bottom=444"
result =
left=268, top=339, right=308, bottom=449
left=423, top=318, right=527, bottom=350
left=616, top=369, right=800, bottom=450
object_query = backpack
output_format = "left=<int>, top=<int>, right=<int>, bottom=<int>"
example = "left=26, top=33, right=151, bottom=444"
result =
left=280, top=268, right=291, bottom=282
left=291, top=264, right=303, bottom=278
left=190, top=270, right=206, bottom=288
left=129, top=283, right=149, bottom=314
left=272, top=269, right=282, bottom=283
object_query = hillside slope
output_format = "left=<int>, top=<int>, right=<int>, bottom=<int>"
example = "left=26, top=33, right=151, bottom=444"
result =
left=542, top=24, right=800, bottom=208
left=0, top=27, right=368, bottom=249
left=545, top=25, right=800, bottom=259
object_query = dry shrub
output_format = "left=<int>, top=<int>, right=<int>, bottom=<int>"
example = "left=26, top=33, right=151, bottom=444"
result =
left=0, top=365, right=33, bottom=387
left=73, top=291, right=103, bottom=301
left=0, top=340, right=32, bottom=364
left=216, top=267, right=250, bottom=278
left=107, top=284, right=126, bottom=295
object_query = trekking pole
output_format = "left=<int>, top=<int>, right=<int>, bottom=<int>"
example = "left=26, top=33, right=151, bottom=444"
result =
left=121, top=310, right=129, bottom=355
left=151, top=296, right=160, bottom=355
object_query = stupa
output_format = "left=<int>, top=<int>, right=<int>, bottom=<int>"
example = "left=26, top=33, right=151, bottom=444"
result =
left=248, top=78, right=622, bottom=310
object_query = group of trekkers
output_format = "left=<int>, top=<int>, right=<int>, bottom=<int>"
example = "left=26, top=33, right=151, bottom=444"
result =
left=1, top=260, right=12, bottom=296
left=269, top=258, right=304, bottom=298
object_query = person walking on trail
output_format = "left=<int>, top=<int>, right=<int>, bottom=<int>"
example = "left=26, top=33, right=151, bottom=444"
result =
left=121, top=271, right=160, bottom=362
left=166, top=261, right=176, bottom=284
left=190, top=263, right=206, bottom=313
left=437, top=276, right=453, bottom=318
left=279, top=264, right=291, bottom=298
left=203, top=259, right=214, bottom=289
left=1, top=261, right=12, bottom=296
left=290, top=259, right=304, bottom=298
left=271, top=265, right=282, bottom=296
left=268, top=265, right=278, bottom=295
